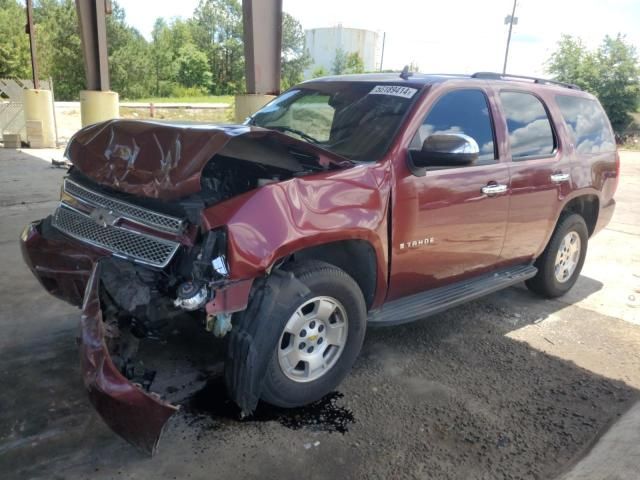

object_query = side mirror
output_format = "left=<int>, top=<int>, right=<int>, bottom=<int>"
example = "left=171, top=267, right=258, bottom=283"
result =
left=409, top=133, right=479, bottom=169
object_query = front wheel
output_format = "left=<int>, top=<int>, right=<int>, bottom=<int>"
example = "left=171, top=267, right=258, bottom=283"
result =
left=260, top=261, right=367, bottom=408
left=526, top=213, right=588, bottom=298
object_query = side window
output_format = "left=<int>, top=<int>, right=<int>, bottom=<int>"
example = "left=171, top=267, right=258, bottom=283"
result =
left=555, top=95, right=615, bottom=154
left=500, top=91, right=555, bottom=159
left=411, top=89, right=496, bottom=164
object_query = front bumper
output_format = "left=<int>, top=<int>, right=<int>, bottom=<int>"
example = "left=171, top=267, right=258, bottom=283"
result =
left=21, top=219, right=178, bottom=454
left=80, top=262, right=177, bottom=454
left=20, top=218, right=103, bottom=307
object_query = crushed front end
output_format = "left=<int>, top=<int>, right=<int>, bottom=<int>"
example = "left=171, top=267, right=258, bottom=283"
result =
left=20, top=118, right=350, bottom=453
left=20, top=172, right=251, bottom=453
left=20, top=119, right=359, bottom=453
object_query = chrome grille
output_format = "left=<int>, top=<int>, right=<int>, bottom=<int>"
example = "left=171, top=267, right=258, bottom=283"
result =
left=63, top=179, right=184, bottom=234
left=52, top=205, right=180, bottom=268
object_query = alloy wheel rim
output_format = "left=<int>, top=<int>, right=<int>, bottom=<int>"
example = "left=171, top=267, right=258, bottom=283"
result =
left=277, top=296, right=348, bottom=383
left=554, top=231, right=581, bottom=283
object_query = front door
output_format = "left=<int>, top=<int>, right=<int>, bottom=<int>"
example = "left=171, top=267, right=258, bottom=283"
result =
left=388, top=88, right=510, bottom=301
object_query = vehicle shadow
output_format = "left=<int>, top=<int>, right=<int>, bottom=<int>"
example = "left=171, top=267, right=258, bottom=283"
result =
left=484, top=273, right=604, bottom=324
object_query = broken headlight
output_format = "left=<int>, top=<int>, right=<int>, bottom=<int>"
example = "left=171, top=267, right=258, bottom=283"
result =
left=212, top=254, right=229, bottom=277
left=192, top=228, right=229, bottom=281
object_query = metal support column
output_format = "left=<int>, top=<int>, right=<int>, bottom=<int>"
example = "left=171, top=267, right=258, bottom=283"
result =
left=75, top=0, right=118, bottom=126
left=75, top=0, right=111, bottom=91
left=25, top=0, right=40, bottom=89
left=242, top=0, right=283, bottom=95
left=235, top=0, right=282, bottom=122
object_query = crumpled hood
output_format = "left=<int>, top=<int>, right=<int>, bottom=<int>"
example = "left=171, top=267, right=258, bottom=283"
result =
left=66, top=119, right=348, bottom=201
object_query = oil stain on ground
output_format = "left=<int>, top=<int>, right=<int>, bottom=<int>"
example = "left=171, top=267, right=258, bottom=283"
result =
left=182, top=376, right=354, bottom=435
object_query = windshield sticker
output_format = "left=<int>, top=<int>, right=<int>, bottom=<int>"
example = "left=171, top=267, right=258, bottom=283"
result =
left=369, top=85, right=418, bottom=99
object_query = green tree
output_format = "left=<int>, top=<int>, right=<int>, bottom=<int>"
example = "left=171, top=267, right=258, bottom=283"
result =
left=192, top=0, right=244, bottom=94
left=547, top=34, right=640, bottom=133
left=150, top=18, right=176, bottom=96
left=107, top=2, right=153, bottom=99
left=332, top=49, right=365, bottom=75
left=547, top=35, right=598, bottom=90
left=595, top=35, right=640, bottom=133
left=177, top=43, right=212, bottom=90
left=34, top=0, right=85, bottom=100
left=0, top=1, right=313, bottom=99
left=281, top=12, right=311, bottom=90
left=31, top=0, right=152, bottom=100
left=332, top=48, right=347, bottom=75
left=150, top=17, right=198, bottom=96
left=311, top=66, right=328, bottom=78
left=0, top=0, right=31, bottom=79
left=345, top=52, right=364, bottom=74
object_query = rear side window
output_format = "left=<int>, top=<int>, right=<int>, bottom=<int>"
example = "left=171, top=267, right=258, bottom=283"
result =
left=500, top=91, right=556, bottom=159
left=411, top=89, right=496, bottom=163
left=555, top=95, right=615, bottom=153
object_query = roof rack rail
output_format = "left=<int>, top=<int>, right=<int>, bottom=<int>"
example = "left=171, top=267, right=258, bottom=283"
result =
left=471, top=72, right=581, bottom=90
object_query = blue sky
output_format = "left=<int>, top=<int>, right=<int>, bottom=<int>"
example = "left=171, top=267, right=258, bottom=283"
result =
left=117, top=0, right=640, bottom=77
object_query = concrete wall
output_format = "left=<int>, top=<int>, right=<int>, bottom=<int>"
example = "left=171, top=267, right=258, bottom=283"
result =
left=304, top=26, right=380, bottom=77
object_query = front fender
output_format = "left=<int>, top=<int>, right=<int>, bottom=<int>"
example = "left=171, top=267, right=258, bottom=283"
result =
left=202, top=162, right=391, bottom=306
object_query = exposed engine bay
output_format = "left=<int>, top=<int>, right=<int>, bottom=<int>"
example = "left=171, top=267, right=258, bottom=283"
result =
left=198, top=133, right=332, bottom=206
left=200, top=155, right=294, bottom=206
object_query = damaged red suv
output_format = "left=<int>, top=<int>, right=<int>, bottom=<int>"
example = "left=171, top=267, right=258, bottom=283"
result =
left=21, top=72, right=618, bottom=453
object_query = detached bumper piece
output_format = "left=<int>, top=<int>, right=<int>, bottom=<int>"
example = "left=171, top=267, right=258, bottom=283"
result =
left=80, top=261, right=178, bottom=455
left=20, top=218, right=103, bottom=307
left=22, top=220, right=178, bottom=454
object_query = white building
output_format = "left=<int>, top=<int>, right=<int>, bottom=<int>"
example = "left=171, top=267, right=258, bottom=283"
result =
left=304, top=26, right=381, bottom=78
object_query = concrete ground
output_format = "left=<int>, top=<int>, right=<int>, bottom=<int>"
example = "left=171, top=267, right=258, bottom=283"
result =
left=0, top=148, right=638, bottom=480
left=560, top=402, right=640, bottom=480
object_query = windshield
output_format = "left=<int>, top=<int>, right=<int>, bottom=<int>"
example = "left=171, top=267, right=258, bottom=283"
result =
left=249, top=82, right=421, bottom=161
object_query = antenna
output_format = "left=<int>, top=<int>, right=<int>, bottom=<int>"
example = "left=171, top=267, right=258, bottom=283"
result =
left=399, top=65, right=412, bottom=80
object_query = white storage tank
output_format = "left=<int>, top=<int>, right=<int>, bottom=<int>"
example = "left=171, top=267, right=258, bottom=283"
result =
left=304, top=26, right=380, bottom=77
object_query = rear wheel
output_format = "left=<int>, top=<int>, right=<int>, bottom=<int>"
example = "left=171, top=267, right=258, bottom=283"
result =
left=260, top=261, right=367, bottom=408
left=526, top=213, right=588, bottom=298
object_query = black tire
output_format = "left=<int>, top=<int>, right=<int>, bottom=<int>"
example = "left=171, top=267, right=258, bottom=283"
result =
left=526, top=213, right=589, bottom=298
left=260, top=260, right=367, bottom=408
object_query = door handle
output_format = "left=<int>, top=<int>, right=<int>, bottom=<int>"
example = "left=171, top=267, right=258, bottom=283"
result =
left=550, top=173, right=570, bottom=183
left=481, top=184, right=508, bottom=196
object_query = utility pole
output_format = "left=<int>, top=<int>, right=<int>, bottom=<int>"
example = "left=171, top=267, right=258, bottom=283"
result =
left=25, top=0, right=39, bottom=89
left=502, top=0, right=518, bottom=75
left=379, top=32, right=386, bottom=72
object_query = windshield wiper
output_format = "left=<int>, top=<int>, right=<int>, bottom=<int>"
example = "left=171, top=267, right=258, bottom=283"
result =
left=267, top=125, right=321, bottom=144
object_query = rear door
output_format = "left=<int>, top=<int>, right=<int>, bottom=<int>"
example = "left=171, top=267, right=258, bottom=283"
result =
left=388, top=87, right=510, bottom=301
left=495, top=89, right=571, bottom=264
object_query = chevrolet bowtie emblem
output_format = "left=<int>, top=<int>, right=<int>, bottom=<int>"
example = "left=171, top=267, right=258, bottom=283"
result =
left=90, top=208, right=118, bottom=228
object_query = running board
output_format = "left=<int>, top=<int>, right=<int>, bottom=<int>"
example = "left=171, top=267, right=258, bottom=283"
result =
left=368, top=264, right=537, bottom=326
